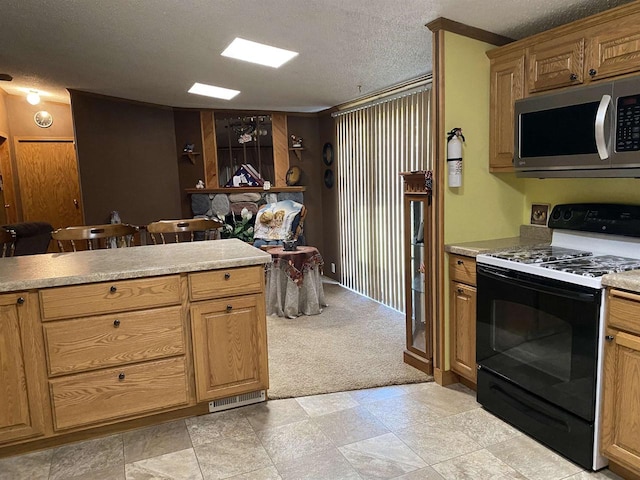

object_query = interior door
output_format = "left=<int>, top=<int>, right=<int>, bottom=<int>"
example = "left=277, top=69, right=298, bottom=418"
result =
left=15, top=139, right=83, bottom=229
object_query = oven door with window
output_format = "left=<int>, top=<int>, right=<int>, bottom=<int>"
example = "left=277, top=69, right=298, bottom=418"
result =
left=476, top=264, right=603, bottom=469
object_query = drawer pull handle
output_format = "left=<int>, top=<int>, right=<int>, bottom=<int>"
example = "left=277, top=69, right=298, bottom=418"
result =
left=589, top=68, right=597, bottom=77
left=457, top=260, right=464, bottom=265
left=110, top=286, right=117, bottom=293
left=118, top=372, right=125, bottom=381
left=458, top=288, right=464, bottom=294
left=16, top=297, right=25, bottom=305
left=569, top=73, right=578, bottom=81
left=605, top=335, right=615, bottom=342
left=113, top=319, right=121, bottom=328
left=226, top=304, right=233, bottom=312
left=224, top=272, right=231, bottom=280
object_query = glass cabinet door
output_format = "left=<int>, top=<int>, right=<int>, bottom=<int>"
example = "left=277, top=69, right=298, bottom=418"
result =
left=403, top=195, right=432, bottom=374
left=409, top=200, right=426, bottom=351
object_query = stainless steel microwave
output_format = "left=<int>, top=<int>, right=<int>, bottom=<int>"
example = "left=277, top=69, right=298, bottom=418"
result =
left=514, top=76, right=640, bottom=177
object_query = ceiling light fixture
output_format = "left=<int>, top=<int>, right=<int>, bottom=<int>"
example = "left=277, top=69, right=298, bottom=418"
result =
left=26, top=90, right=41, bottom=105
left=188, top=82, right=240, bottom=100
left=221, top=38, right=298, bottom=68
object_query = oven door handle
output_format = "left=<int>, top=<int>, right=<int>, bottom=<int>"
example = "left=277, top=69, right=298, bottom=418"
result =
left=479, top=266, right=598, bottom=302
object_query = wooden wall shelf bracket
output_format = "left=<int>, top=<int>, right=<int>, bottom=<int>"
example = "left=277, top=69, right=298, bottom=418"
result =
left=181, top=152, right=201, bottom=164
left=289, top=147, right=304, bottom=161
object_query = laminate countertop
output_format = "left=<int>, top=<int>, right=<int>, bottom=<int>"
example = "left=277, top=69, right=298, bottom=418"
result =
left=0, top=239, right=271, bottom=293
left=602, top=270, right=640, bottom=294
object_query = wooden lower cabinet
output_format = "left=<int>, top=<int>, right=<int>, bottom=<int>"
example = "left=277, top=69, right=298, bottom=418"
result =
left=601, top=289, right=640, bottom=477
left=449, top=255, right=477, bottom=385
left=450, top=282, right=477, bottom=383
left=190, top=293, right=268, bottom=402
left=0, top=293, right=47, bottom=445
left=50, top=356, right=189, bottom=430
left=0, top=264, right=269, bottom=455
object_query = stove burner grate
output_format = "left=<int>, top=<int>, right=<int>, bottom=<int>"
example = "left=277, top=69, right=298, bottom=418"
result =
left=540, top=255, right=640, bottom=277
left=486, top=245, right=592, bottom=264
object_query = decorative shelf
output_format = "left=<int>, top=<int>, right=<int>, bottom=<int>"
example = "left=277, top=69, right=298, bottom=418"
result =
left=186, top=186, right=305, bottom=194
left=288, top=147, right=305, bottom=161
left=181, top=152, right=201, bottom=164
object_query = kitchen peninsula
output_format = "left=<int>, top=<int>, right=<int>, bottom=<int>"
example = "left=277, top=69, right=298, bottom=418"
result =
left=0, top=240, right=271, bottom=457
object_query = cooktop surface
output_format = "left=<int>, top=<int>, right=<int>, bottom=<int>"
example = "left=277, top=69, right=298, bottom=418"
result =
left=540, top=255, right=640, bottom=278
left=485, top=245, right=593, bottom=264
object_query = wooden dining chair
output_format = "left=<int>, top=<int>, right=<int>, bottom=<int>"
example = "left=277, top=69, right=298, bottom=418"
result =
left=52, top=224, right=139, bottom=252
left=146, top=218, right=224, bottom=245
left=0, top=228, right=16, bottom=257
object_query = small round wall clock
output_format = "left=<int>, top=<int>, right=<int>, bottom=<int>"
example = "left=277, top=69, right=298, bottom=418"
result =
left=34, top=111, right=53, bottom=128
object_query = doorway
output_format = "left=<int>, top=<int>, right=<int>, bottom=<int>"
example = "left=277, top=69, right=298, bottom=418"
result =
left=15, top=139, right=84, bottom=229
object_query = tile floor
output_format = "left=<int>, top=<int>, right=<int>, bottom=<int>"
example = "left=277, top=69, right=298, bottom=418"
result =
left=0, top=382, right=624, bottom=480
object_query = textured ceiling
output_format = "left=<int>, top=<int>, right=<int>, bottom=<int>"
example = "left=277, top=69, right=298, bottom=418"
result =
left=0, top=0, right=633, bottom=112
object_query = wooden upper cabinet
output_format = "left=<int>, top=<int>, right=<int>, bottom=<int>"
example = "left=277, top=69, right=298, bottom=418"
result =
left=489, top=52, right=525, bottom=172
left=586, top=12, right=640, bottom=82
left=528, top=37, right=585, bottom=93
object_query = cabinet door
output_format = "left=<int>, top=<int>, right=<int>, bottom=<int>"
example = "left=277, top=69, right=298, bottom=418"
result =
left=0, top=293, right=47, bottom=444
left=489, top=53, right=524, bottom=172
left=528, top=37, right=585, bottom=93
left=450, top=281, right=477, bottom=383
left=601, top=327, right=640, bottom=474
left=586, top=13, right=640, bottom=82
left=190, top=294, right=268, bottom=402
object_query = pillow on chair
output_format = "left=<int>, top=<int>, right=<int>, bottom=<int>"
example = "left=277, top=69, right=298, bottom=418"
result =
left=254, top=200, right=303, bottom=244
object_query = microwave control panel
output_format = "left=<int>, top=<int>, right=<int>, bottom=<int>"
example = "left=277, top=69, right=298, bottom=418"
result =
left=616, top=94, right=640, bottom=152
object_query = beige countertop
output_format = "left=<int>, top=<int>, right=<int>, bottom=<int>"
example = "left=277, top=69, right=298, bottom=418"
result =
left=602, top=270, right=640, bottom=293
left=0, top=239, right=271, bottom=293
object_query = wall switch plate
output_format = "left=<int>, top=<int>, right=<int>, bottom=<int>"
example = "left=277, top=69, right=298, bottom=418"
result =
left=331, top=263, right=336, bottom=273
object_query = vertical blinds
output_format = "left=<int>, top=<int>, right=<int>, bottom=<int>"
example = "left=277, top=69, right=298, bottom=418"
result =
left=335, top=86, right=431, bottom=311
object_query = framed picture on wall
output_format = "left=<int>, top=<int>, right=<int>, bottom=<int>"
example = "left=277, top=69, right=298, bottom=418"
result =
left=530, top=203, right=550, bottom=226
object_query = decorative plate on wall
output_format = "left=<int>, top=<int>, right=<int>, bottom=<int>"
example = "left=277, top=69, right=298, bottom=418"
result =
left=324, top=169, right=334, bottom=188
left=286, top=166, right=301, bottom=186
left=322, top=142, right=334, bottom=166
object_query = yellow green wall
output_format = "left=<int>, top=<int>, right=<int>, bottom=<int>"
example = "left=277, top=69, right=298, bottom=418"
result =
left=522, top=178, right=640, bottom=219
left=443, top=32, right=526, bottom=245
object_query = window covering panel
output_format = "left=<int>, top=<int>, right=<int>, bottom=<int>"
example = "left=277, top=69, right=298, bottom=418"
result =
left=336, top=86, right=431, bottom=311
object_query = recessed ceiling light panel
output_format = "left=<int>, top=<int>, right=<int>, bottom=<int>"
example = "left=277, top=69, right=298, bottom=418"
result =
left=188, top=82, right=240, bottom=100
left=221, top=38, right=298, bottom=68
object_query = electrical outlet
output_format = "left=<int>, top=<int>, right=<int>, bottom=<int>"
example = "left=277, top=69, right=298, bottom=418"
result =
left=331, top=263, right=336, bottom=274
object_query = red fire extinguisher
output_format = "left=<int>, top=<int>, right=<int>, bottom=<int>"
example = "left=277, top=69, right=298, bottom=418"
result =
left=447, top=128, right=465, bottom=187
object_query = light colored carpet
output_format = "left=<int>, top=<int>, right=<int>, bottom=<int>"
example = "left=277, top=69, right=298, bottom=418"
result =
left=266, top=279, right=433, bottom=399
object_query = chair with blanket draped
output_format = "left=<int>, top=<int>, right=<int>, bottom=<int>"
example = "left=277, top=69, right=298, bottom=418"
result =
left=146, top=218, right=224, bottom=244
left=252, top=200, right=306, bottom=249
left=52, top=224, right=139, bottom=252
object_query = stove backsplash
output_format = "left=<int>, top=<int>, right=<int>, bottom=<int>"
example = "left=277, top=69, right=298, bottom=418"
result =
left=520, top=224, right=552, bottom=243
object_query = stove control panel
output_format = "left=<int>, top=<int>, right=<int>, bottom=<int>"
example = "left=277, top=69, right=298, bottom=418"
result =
left=548, top=203, right=640, bottom=237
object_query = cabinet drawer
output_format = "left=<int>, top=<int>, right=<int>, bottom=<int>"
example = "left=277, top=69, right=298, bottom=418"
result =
left=608, top=289, right=640, bottom=336
left=49, top=356, right=188, bottom=431
left=40, top=275, right=181, bottom=321
left=44, top=306, right=185, bottom=376
left=189, top=266, right=263, bottom=301
left=449, top=255, right=477, bottom=285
